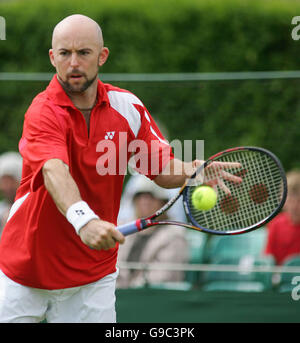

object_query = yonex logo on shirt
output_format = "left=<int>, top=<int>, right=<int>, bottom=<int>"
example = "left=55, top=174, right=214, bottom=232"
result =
left=104, top=131, right=115, bottom=140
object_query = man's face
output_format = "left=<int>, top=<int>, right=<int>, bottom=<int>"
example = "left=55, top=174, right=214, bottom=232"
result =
left=285, top=192, right=300, bottom=225
left=49, top=25, right=108, bottom=94
left=0, top=175, right=19, bottom=204
left=133, top=193, right=165, bottom=218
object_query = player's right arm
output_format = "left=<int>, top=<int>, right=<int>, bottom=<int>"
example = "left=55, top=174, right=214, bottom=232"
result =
left=42, top=158, right=125, bottom=250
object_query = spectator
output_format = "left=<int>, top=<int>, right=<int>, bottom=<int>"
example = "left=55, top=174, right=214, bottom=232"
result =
left=117, top=174, right=188, bottom=288
left=264, top=169, right=300, bottom=264
left=118, top=174, right=186, bottom=225
left=0, top=152, right=22, bottom=237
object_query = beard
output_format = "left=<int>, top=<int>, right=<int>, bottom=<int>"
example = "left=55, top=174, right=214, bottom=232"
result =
left=58, top=70, right=98, bottom=94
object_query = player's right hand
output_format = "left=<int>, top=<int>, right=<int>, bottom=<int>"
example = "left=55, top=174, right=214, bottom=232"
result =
left=79, top=219, right=125, bottom=250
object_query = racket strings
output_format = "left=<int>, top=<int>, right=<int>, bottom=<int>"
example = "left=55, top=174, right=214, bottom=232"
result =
left=187, top=150, right=284, bottom=232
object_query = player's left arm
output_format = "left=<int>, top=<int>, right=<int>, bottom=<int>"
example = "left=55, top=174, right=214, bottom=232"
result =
left=154, top=158, right=242, bottom=190
left=154, top=158, right=202, bottom=189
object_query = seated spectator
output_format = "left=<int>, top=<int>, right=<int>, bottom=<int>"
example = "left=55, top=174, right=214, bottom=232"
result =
left=0, top=152, right=23, bottom=237
left=264, top=169, right=300, bottom=264
left=118, top=173, right=186, bottom=224
left=117, top=174, right=188, bottom=288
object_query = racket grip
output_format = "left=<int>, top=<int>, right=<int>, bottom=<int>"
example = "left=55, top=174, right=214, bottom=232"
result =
left=117, top=220, right=140, bottom=236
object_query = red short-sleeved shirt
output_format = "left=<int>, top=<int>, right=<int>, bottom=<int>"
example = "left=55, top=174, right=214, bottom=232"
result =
left=264, top=212, right=300, bottom=265
left=0, top=75, right=173, bottom=289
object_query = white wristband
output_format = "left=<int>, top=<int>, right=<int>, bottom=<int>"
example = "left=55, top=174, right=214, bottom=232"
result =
left=66, top=201, right=99, bottom=235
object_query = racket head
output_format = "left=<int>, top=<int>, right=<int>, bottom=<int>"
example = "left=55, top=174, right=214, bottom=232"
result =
left=182, top=146, right=287, bottom=235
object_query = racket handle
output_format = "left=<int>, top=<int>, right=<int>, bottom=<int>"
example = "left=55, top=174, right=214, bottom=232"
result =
left=117, top=220, right=141, bottom=236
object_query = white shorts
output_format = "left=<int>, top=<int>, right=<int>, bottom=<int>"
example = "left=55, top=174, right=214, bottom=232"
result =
left=0, top=269, right=118, bottom=323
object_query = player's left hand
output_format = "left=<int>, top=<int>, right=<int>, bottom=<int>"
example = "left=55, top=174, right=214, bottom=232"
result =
left=192, top=159, right=243, bottom=194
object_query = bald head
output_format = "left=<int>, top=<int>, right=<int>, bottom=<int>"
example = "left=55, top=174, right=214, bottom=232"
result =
left=52, top=14, right=104, bottom=51
left=49, top=14, right=109, bottom=95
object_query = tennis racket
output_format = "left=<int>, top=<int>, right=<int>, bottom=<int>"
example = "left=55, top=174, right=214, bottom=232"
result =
left=117, top=146, right=287, bottom=236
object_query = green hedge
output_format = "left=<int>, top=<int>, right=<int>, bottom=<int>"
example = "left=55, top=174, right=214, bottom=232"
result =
left=1, top=0, right=300, bottom=73
left=0, top=0, right=299, bottom=170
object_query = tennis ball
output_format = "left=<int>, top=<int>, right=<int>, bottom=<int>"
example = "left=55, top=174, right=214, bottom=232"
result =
left=191, top=185, right=217, bottom=211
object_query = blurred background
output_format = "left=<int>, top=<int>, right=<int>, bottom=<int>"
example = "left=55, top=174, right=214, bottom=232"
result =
left=0, top=0, right=300, bottom=323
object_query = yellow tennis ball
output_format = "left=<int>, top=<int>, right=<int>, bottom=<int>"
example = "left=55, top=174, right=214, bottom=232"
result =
left=191, top=185, right=217, bottom=211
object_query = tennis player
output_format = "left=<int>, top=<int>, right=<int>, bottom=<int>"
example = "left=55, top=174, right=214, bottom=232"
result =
left=0, top=14, right=237, bottom=323
left=0, top=14, right=193, bottom=323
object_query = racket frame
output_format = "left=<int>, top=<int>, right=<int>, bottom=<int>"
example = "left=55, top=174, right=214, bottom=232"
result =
left=182, top=146, right=287, bottom=235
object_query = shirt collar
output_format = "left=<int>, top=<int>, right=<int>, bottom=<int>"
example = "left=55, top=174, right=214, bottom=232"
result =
left=46, top=74, right=109, bottom=108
